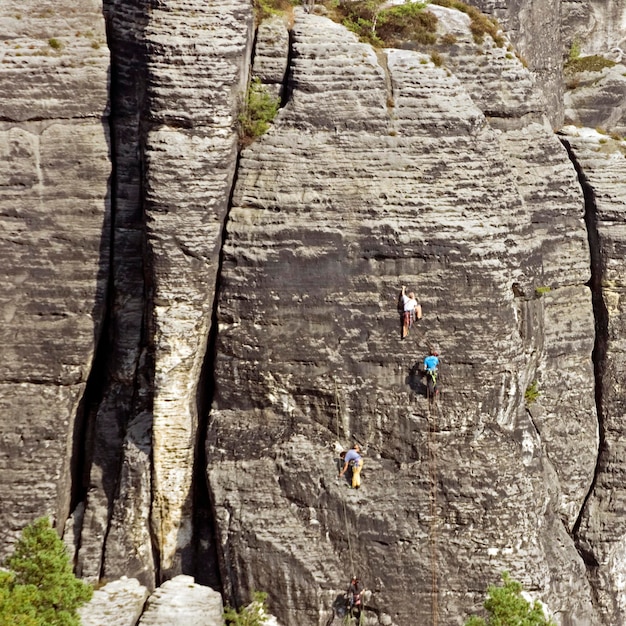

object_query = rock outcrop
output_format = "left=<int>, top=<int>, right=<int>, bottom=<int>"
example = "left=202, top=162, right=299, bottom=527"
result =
left=560, top=125, right=626, bottom=626
left=137, top=575, right=223, bottom=626
left=0, top=0, right=110, bottom=554
left=74, top=0, right=254, bottom=587
left=206, top=8, right=597, bottom=625
left=5, top=1, right=626, bottom=625
left=565, top=61, right=626, bottom=136
left=471, top=0, right=565, bottom=127
left=562, top=0, right=626, bottom=56
left=79, top=577, right=150, bottom=626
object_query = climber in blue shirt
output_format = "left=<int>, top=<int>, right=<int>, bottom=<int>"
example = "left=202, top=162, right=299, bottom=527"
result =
left=423, top=348, right=440, bottom=398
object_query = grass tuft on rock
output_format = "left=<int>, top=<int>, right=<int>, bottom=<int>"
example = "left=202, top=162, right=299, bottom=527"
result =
left=431, top=0, right=503, bottom=46
left=238, top=78, right=280, bottom=145
left=565, top=54, right=616, bottom=73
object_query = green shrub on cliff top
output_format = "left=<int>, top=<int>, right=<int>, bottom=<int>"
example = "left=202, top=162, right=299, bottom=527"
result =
left=253, top=0, right=300, bottom=22
left=431, top=0, right=503, bottom=46
left=323, top=0, right=503, bottom=49
left=0, top=517, right=93, bottom=626
left=465, top=572, right=556, bottom=626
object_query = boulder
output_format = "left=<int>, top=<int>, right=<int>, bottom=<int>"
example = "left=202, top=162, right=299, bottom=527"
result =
left=79, top=577, right=150, bottom=626
left=137, top=575, right=223, bottom=626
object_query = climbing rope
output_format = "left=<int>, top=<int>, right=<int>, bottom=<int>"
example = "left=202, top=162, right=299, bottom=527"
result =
left=342, top=498, right=356, bottom=576
left=427, top=384, right=440, bottom=626
left=334, top=378, right=342, bottom=440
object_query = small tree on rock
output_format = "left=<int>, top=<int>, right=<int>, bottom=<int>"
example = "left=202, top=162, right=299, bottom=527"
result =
left=2, top=517, right=93, bottom=626
left=465, top=572, right=556, bottom=626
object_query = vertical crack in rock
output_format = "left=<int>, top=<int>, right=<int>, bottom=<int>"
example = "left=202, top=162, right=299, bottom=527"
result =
left=191, top=247, right=226, bottom=592
left=561, top=138, right=608, bottom=573
left=281, top=27, right=296, bottom=108
left=71, top=1, right=159, bottom=589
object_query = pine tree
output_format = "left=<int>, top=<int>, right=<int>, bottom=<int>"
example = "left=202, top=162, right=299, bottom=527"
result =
left=2, top=517, right=93, bottom=626
left=465, top=572, right=556, bottom=626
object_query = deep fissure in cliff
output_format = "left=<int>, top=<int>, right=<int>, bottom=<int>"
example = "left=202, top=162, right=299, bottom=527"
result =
left=560, top=138, right=609, bottom=570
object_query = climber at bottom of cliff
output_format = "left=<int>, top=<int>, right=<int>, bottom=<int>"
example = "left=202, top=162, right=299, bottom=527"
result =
left=338, top=443, right=364, bottom=489
left=345, top=575, right=366, bottom=619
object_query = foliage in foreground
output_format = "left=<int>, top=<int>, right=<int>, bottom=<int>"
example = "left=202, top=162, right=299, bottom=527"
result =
left=238, top=78, right=280, bottom=144
left=0, top=517, right=93, bottom=626
left=465, top=572, right=556, bottom=626
left=224, top=591, right=270, bottom=626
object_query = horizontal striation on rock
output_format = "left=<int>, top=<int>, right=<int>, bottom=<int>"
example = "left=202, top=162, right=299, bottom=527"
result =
left=0, top=0, right=110, bottom=555
left=207, top=8, right=597, bottom=625
left=565, top=63, right=626, bottom=137
left=459, top=0, right=563, bottom=126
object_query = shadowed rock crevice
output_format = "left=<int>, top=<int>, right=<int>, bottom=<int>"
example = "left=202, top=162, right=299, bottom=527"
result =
left=561, top=138, right=608, bottom=573
left=70, top=0, right=160, bottom=589
left=190, top=160, right=245, bottom=595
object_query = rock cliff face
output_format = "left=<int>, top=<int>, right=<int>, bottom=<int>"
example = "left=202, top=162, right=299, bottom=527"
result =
left=560, top=125, right=626, bottom=626
left=562, top=0, right=626, bottom=56
left=3, top=1, right=626, bottom=625
left=207, top=8, right=597, bottom=625
left=0, top=0, right=110, bottom=550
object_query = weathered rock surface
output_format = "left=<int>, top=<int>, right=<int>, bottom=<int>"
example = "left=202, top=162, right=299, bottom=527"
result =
left=207, top=8, right=597, bottom=626
left=559, top=125, right=626, bottom=626
left=73, top=0, right=254, bottom=587
left=562, top=0, right=626, bottom=56
left=565, top=62, right=626, bottom=136
left=79, top=577, right=150, bottom=626
left=469, top=0, right=564, bottom=126
left=143, top=0, right=253, bottom=581
left=0, top=0, right=110, bottom=554
left=5, top=1, right=626, bottom=625
left=137, top=575, right=223, bottom=626
left=252, top=15, right=290, bottom=99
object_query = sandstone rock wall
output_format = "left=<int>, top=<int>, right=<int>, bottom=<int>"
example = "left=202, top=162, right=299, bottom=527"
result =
left=74, top=0, right=254, bottom=587
left=469, top=0, right=564, bottom=127
left=0, top=0, right=110, bottom=553
left=3, top=1, right=626, bottom=625
left=206, top=8, right=597, bottom=625
left=560, top=126, right=626, bottom=626
left=562, top=0, right=626, bottom=55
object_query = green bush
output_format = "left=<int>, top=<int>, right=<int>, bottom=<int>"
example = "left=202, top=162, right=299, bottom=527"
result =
left=253, top=0, right=299, bottom=22
left=465, top=572, right=555, bottom=625
left=534, top=285, right=551, bottom=296
left=224, top=591, right=270, bottom=625
left=324, top=0, right=502, bottom=49
left=376, top=2, right=437, bottom=47
left=525, top=380, right=540, bottom=405
left=1, top=517, right=93, bottom=626
left=238, top=78, right=280, bottom=143
left=48, top=38, right=63, bottom=50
